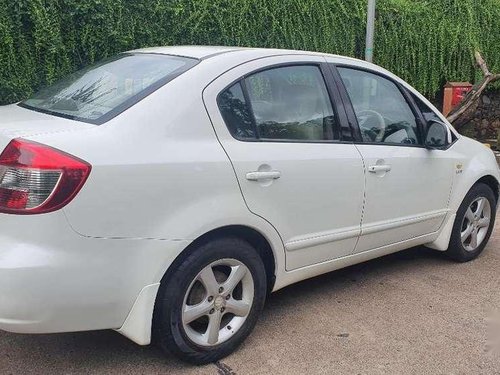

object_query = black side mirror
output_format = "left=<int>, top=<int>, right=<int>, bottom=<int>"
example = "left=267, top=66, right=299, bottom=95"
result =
left=424, top=120, right=450, bottom=150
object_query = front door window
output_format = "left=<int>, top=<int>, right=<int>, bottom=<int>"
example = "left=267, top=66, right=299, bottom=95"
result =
left=338, top=67, right=421, bottom=145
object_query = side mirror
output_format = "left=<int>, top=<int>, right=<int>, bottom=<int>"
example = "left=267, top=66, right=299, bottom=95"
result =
left=424, top=120, right=451, bottom=150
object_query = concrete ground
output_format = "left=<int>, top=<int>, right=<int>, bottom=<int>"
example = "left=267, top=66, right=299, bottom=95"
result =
left=1, top=223, right=499, bottom=375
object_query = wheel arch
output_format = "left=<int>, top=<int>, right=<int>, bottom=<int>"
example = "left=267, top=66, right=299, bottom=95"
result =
left=426, top=173, right=499, bottom=252
left=148, top=225, right=278, bottom=344
left=476, top=174, right=499, bottom=204
left=157, top=225, right=277, bottom=294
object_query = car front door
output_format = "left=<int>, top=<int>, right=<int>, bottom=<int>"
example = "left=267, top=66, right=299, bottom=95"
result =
left=204, top=55, right=365, bottom=270
left=331, top=63, right=455, bottom=253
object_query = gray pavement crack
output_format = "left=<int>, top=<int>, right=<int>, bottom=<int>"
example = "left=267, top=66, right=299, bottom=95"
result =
left=214, top=360, right=237, bottom=375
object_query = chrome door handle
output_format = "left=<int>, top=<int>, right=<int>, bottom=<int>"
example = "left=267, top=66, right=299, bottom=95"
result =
left=368, top=165, right=392, bottom=173
left=246, top=171, right=281, bottom=181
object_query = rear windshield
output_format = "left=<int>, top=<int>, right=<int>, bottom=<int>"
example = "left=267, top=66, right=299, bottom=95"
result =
left=20, top=53, right=198, bottom=124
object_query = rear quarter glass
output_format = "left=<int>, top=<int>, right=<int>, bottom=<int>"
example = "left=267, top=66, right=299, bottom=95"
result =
left=19, top=53, right=199, bottom=125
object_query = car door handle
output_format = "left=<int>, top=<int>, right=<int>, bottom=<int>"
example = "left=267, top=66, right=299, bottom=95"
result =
left=368, top=165, right=392, bottom=173
left=246, top=171, right=281, bottom=181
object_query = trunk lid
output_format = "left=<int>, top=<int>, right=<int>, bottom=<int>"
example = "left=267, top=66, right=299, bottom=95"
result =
left=0, top=104, right=94, bottom=150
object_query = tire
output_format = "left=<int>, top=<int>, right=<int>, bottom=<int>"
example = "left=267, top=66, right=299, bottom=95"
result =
left=446, top=183, right=497, bottom=262
left=153, top=237, right=267, bottom=365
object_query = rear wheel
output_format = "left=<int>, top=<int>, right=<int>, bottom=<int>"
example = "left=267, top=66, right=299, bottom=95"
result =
left=153, top=237, right=267, bottom=364
left=446, top=183, right=496, bottom=262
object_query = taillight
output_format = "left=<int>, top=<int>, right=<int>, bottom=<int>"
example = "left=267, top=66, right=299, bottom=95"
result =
left=0, top=138, right=91, bottom=214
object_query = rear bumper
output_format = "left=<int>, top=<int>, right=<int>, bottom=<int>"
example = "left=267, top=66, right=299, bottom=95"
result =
left=0, top=211, right=189, bottom=334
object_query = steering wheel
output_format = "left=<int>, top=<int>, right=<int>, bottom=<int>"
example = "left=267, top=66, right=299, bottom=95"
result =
left=357, top=110, right=386, bottom=142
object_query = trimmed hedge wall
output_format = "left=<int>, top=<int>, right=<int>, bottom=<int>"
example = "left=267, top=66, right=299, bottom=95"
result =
left=0, top=0, right=499, bottom=104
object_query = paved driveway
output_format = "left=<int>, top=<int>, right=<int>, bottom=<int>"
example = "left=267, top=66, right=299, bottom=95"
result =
left=1, top=223, right=499, bottom=374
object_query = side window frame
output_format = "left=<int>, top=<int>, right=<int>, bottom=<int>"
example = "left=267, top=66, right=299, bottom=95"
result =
left=400, top=87, right=428, bottom=141
left=405, top=90, right=440, bottom=130
left=407, top=90, right=459, bottom=147
left=216, top=62, right=351, bottom=144
left=330, top=64, right=427, bottom=147
left=327, top=64, right=363, bottom=142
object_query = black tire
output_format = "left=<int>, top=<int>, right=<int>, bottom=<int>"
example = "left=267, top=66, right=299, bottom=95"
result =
left=446, top=183, right=497, bottom=262
left=153, top=237, right=267, bottom=365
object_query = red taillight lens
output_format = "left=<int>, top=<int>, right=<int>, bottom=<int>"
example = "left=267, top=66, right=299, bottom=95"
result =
left=0, top=138, right=91, bottom=214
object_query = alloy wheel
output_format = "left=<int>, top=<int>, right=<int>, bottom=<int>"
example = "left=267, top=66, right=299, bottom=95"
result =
left=181, top=258, right=254, bottom=347
left=460, top=197, right=491, bottom=252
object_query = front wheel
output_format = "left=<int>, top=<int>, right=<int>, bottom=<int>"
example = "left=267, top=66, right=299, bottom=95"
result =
left=446, top=183, right=497, bottom=262
left=153, top=237, right=267, bottom=364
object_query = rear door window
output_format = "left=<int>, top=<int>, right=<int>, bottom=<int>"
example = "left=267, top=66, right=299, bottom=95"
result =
left=218, top=65, right=339, bottom=142
left=217, top=82, right=256, bottom=140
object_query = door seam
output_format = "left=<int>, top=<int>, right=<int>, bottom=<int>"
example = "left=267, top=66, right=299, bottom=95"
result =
left=353, top=143, right=367, bottom=253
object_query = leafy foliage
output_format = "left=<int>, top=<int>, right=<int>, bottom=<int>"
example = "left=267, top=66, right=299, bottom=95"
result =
left=0, top=0, right=499, bottom=104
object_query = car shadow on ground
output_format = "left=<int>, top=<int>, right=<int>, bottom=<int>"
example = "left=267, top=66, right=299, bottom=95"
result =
left=0, top=246, right=451, bottom=373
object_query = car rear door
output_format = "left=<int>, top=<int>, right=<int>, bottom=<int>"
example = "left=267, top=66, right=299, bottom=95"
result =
left=327, top=61, right=455, bottom=253
left=203, top=55, right=365, bottom=270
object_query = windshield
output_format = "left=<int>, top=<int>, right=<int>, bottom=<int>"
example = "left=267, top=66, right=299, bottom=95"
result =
left=20, top=53, right=198, bottom=124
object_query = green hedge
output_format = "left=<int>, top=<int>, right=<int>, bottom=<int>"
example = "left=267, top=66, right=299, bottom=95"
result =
left=0, top=0, right=499, bottom=104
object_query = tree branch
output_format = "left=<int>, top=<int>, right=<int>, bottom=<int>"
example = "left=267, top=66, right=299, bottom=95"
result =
left=447, top=52, right=500, bottom=125
left=475, top=50, right=491, bottom=76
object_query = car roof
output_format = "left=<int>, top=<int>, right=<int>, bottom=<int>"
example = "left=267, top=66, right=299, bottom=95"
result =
left=128, top=45, right=362, bottom=64
left=129, top=45, right=246, bottom=59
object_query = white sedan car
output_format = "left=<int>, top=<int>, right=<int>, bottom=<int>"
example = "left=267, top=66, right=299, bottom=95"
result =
left=0, top=46, right=498, bottom=364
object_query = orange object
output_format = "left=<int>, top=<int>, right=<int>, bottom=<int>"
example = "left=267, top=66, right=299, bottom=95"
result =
left=442, top=82, right=473, bottom=116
